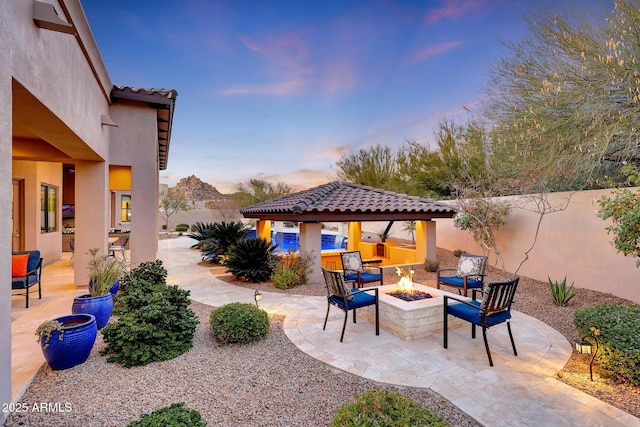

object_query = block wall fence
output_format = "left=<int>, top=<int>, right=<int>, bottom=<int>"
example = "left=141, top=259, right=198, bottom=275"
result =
left=434, top=187, right=640, bottom=304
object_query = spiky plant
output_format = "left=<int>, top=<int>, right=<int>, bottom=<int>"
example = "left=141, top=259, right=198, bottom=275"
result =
left=223, top=238, right=277, bottom=282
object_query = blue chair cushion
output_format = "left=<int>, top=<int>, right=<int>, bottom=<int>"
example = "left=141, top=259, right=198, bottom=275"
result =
left=329, top=288, right=376, bottom=310
left=25, top=251, right=40, bottom=272
left=344, top=272, right=381, bottom=283
left=447, top=300, right=511, bottom=326
left=439, top=276, right=483, bottom=289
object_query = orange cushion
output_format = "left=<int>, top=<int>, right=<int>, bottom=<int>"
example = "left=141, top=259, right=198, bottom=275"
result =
left=12, top=254, right=30, bottom=277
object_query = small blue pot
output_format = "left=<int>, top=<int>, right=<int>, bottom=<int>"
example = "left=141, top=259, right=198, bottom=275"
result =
left=40, top=314, right=97, bottom=370
left=72, top=293, right=114, bottom=329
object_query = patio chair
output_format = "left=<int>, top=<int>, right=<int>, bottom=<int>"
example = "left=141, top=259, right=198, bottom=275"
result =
left=437, top=253, right=487, bottom=297
left=109, top=235, right=129, bottom=262
left=322, top=267, right=379, bottom=343
left=68, top=236, right=75, bottom=266
left=340, top=251, right=383, bottom=288
left=443, top=277, right=519, bottom=366
left=11, top=250, right=43, bottom=308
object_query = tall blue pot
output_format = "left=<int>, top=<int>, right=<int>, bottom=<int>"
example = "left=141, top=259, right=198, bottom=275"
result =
left=72, top=293, right=114, bottom=329
left=40, top=314, right=97, bottom=370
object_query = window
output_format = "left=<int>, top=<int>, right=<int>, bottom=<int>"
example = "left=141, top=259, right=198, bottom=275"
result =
left=121, top=195, right=131, bottom=223
left=41, top=184, right=58, bottom=233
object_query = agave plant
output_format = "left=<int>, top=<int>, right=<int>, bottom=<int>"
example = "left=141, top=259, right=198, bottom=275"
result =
left=548, top=276, right=577, bottom=307
left=194, top=221, right=251, bottom=262
left=223, top=238, right=277, bottom=282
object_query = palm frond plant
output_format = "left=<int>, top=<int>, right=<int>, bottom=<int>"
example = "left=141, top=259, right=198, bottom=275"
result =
left=196, top=221, right=251, bottom=262
left=223, top=238, right=277, bottom=282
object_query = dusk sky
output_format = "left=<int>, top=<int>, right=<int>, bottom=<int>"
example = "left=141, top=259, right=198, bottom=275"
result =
left=82, top=0, right=568, bottom=193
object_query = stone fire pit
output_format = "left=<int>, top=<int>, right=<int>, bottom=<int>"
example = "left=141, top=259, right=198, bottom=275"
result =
left=358, top=282, right=467, bottom=341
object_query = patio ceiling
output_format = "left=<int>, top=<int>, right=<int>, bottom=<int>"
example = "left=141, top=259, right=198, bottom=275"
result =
left=240, top=181, right=457, bottom=222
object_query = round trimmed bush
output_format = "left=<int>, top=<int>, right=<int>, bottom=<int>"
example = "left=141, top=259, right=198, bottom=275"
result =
left=331, top=389, right=449, bottom=427
left=210, top=302, right=269, bottom=344
left=175, top=223, right=190, bottom=232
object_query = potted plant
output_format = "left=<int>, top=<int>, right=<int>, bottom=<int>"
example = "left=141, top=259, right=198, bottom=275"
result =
left=36, top=314, right=97, bottom=370
left=72, top=248, right=125, bottom=329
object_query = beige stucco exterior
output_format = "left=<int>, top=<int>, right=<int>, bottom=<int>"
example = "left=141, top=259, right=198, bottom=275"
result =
left=434, top=188, right=640, bottom=305
left=2, top=1, right=176, bottom=417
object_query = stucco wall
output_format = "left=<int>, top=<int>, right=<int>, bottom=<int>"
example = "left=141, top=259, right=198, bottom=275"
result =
left=10, top=0, right=111, bottom=157
left=434, top=189, right=640, bottom=304
left=110, top=104, right=160, bottom=263
left=1, top=0, right=12, bottom=417
left=12, top=161, right=63, bottom=266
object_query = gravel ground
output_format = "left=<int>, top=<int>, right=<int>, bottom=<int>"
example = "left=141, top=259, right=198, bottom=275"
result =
left=6, top=301, right=478, bottom=427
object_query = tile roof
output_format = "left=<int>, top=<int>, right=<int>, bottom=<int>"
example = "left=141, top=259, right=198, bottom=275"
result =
left=110, top=86, right=178, bottom=170
left=240, top=181, right=457, bottom=222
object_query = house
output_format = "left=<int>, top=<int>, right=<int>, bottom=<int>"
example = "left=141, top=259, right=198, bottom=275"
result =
left=1, top=0, right=177, bottom=415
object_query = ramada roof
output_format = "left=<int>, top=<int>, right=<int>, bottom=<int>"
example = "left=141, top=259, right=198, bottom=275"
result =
left=240, top=181, right=457, bottom=222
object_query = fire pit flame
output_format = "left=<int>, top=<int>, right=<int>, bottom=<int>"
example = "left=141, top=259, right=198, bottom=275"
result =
left=395, top=266, right=415, bottom=291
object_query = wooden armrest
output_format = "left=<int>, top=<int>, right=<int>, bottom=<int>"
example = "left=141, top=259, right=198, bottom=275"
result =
left=437, top=268, right=457, bottom=274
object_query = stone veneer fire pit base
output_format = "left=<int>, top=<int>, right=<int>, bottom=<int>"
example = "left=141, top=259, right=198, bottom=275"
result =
left=359, top=283, right=467, bottom=341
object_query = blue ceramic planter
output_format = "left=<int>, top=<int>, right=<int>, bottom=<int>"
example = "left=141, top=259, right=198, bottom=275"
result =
left=72, top=293, right=114, bottom=329
left=40, top=314, right=97, bottom=370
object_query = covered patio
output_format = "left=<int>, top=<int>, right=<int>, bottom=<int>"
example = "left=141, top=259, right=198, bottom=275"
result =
left=240, top=181, right=457, bottom=283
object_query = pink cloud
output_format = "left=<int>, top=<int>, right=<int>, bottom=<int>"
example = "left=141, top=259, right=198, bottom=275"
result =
left=424, top=0, right=485, bottom=25
left=406, top=40, right=463, bottom=64
left=320, top=58, right=358, bottom=96
left=217, top=78, right=307, bottom=96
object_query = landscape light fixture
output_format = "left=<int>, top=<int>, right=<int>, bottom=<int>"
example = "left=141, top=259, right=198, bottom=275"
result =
left=574, top=327, right=600, bottom=381
left=254, top=290, right=262, bottom=307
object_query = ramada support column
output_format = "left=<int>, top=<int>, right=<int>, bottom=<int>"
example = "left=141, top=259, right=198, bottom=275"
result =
left=416, top=220, right=436, bottom=263
left=300, top=222, right=322, bottom=283
left=347, top=221, right=362, bottom=251
left=256, top=219, right=271, bottom=243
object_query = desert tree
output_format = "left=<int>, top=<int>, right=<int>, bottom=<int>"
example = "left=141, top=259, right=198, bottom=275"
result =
left=232, top=178, right=292, bottom=207
left=482, top=0, right=640, bottom=190
left=159, top=189, right=189, bottom=230
left=597, top=164, right=640, bottom=267
left=336, top=144, right=399, bottom=191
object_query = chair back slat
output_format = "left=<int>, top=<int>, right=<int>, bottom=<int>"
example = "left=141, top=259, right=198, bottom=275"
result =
left=340, top=251, right=364, bottom=276
left=322, top=268, right=350, bottom=298
left=481, top=277, right=519, bottom=316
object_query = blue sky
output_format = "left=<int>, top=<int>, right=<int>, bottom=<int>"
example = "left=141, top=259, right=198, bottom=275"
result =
left=83, top=0, right=559, bottom=193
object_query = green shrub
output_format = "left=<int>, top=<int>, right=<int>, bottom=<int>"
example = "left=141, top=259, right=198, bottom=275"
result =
left=331, top=389, right=449, bottom=427
left=548, top=276, right=576, bottom=307
left=210, top=302, right=269, bottom=344
left=175, top=223, right=190, bottom=232
left=271, top=251, right=313, bottom=289
left=574, top=303, right=640, bottom=385
left=101, top=268, right=199, bottom=368
left=423, top=259, right=440, bottom=272
left=127, top=402, right=206, bottom=427
left=223, top=238, right=277, bottom=282
left=122, top=260, right=168, bottom=289
left=273, top=269, right=300, bottom=289
left=453, top=249, right=464, bottom=257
